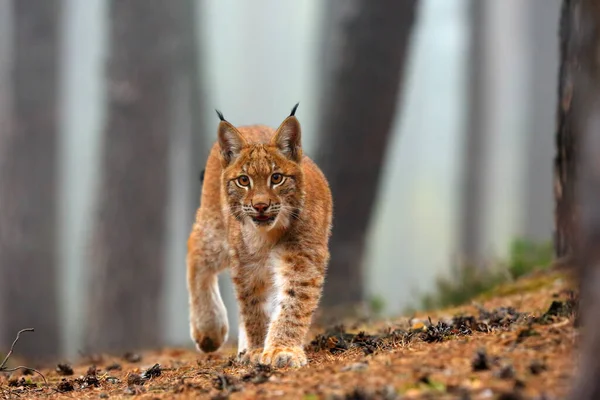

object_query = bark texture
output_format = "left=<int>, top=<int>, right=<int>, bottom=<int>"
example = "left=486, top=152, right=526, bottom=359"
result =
left=566, top=0, right=600, bottom=398
left=555, top=0, right=579, bottom=259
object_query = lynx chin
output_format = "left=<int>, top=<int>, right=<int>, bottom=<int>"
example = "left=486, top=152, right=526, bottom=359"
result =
left=186, top=104, right=332, bottom=368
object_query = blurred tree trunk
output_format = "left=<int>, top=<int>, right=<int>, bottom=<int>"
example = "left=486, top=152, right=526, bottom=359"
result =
left=459, top=0, right=487, bottom=267
left=566, top=1, right=600, bottom=398
left=523, top=0, right=561, bottom=242
left=85, top=0, right=180, bottom=353
left=0, top=0, right=61, bottom=360
left=182, top=0, right=208, bottom=211
left=555, top=0, right=578, bottom=261
left=316, top=0, right=418, bottom=308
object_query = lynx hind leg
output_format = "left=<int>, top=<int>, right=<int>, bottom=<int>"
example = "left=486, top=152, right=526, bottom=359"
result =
left=187, top=223, right=229, bottom=353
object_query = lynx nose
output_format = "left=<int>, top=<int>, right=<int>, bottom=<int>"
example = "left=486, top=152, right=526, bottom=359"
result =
left=252, top=202, right=270, bottom=213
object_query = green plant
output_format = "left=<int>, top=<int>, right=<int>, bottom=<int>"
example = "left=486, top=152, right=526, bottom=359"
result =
left=507, top=239, right=553, bottom=279
left=368, top=295, right=386, bottom=316
left=419, top=264, right=505, bottom=310
left=415, top=239, right=553, bottom=311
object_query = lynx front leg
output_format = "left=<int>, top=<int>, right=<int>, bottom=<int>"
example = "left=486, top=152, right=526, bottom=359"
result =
left=261, top=251, right=326, bottom=368
left=187, top=227, right=229, bottom=353
left=237, top=319, right=248, bottom=356
left=231, top=265, right=271, bottom=364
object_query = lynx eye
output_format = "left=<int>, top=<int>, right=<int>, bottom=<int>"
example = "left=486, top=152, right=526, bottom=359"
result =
left=236, top=175, right=250, bottom=187
left=270, top=173, right=284, bottom=185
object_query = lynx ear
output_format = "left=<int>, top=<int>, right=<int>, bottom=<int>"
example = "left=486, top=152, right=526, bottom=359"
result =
left=272, top=105, right=302, bottom=162
left=217, top=111, right=246, bottom=165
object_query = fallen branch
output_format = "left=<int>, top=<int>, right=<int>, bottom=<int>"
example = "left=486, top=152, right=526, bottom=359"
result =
left=0, top=329, right=47, bottom=384
left=0, top=328, right=33, bottom=371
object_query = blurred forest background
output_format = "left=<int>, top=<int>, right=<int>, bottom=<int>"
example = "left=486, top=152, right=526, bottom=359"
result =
left=0, top=0, right=562, bottom=362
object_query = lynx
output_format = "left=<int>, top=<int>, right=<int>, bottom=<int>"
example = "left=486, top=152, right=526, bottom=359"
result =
left=186, top=104, right=332, bottom=368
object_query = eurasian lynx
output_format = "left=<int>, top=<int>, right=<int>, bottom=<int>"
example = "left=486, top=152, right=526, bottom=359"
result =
left=187, top=105, right=332, bottom=368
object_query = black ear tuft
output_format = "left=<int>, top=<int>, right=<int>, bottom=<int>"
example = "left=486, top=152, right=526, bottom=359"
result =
left=272, top=113, right=302, bottom=162
left=199, top=169, right=205, bottom=183
left=289, top=102, right=299, bottom=117
left=215, top=109, right=225, bottom=121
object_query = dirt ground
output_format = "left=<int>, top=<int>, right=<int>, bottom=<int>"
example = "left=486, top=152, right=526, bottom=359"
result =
left=0, top=269, right=579, bottom=399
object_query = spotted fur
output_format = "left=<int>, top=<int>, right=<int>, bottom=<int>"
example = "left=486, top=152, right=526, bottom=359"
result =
left=186, top=110, right=332, bottom=368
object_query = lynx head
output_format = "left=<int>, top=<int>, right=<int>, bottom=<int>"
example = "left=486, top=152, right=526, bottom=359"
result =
left=217, top=104, right=304, bottom=229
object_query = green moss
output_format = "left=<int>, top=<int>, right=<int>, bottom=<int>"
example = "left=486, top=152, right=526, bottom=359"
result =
left=477, top=271, right=562, bottom=300
left=399, top=377, right=446, bottom=394
left=303, top=394, right=320, bottom=400
left=421, top=378, right=446, bottom=392
left=416, top=239, right=554, bottom=311
left=507, top=239, right=553, bottom=279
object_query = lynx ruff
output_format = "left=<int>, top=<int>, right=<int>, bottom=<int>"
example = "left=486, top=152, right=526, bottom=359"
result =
left=186, top=104, right=332, bottom=368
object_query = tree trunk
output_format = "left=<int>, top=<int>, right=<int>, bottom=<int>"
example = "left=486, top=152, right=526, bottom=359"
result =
left=459, top=0, right=488, bottom=267
left=554, top=0, right=579, bottom=260
left=181, top=0, right=208, bottom=212
left=523, top=0, right=561, bottom=242
left=316, top=0, right=418, bottom=308
left=566, top=1, right=600, bottom=398
left=0, top=0, right=61, bottom=361
left=85, top=0, right=178, bottom=353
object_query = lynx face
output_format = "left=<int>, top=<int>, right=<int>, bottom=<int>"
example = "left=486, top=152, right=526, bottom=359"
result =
left=219, top=116, right=304, bottom=230
left=223, top=148, right=303, bottom=229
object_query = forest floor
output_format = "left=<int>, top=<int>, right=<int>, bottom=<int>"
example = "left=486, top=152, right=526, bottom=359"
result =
left=0, top=268, right=579, bottom=400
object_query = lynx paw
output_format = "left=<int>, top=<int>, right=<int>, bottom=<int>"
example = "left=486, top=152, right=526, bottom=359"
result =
left=189, top=291, right=229, bottom=353
left=239, top=348, right=263, bottom=364
left=260, top=346, right=307, bottom=368
left=190, top=322, right=228, bottom=353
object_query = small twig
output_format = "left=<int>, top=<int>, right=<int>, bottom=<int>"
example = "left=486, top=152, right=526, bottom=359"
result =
left=0, top=329, right=34, bottom=371
left=1, top=367, right=46, bottom=385
left=0, top=328, right=47, bottom=385
left=550, top=318, right=572, bottom=329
